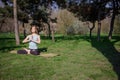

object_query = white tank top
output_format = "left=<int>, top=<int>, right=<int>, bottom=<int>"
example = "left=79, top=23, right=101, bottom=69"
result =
left=29, top=34, right=39, bottom=49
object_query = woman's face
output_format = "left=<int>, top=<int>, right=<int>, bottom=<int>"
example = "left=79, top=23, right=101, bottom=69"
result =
left=31, top=26, right=36, bottom=33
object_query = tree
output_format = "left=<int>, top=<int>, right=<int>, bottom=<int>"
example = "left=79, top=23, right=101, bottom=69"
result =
left=13, top=0, right=20, bottom=45
left=67, top=1, right=93, bottom=38
left=66, top=0, right=120, bottom=40
left=2, top=0, right=120, bottom=41
left=68, top=0, right=107, bottom=41
left=17, top=0, right=52, bottom=38
left=18, top=11, right=29, bottom=38
left=1, top=0, right=29, bottom=38
left=1, top=0, right=52, bottom=38
left=0, top=5, right=13, bottom=32
left=108, top=0, right=120, bottom=39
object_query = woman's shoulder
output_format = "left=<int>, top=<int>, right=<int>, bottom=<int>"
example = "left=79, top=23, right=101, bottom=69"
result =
left=35, top=34, right=40, bottom=37
left=27, top=35, right=32, bottom=37
left=32, top=34, right=40, bottom=38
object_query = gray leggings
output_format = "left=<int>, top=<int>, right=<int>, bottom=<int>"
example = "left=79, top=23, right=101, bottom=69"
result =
left=17, top=49, right=40, bottom=55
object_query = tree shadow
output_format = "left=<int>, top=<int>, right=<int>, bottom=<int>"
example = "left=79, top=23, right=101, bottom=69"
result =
left=0, top=38, right=25, bottom=52
left=0, top=37, right=15, bottom=40
left=0, top=37, right=25, bottom=52
left=0, top=46, right=25, bottom=52
left=86, top=36, right=120, bottom=80
left=0, top=34, right=120, bottom=79
left=50, top=35, right=120, bottom=79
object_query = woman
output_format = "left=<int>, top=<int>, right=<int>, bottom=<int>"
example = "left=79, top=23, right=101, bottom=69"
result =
left=17, top=25, right=41, bottom=55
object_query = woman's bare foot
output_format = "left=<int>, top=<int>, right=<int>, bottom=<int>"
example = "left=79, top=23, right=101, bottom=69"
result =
left=23, top=48, right=30, bottom=54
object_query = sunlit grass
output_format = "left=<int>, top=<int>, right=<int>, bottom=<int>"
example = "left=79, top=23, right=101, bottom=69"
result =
left=0, top=33, right=120, bottom=80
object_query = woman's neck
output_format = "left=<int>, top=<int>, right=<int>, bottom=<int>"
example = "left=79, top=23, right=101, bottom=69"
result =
left=32, top=33, right=37, bottom=35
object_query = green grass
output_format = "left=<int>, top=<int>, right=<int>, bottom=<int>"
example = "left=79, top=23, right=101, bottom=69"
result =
left=0, top=33, right=120, bottom=80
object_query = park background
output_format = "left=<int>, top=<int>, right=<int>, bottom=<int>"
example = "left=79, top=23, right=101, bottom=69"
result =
left=0, top=0, right=120, bottom=80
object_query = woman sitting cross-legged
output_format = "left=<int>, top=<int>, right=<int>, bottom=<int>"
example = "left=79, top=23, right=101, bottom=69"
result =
left=17, top=25, right=41, bottom=55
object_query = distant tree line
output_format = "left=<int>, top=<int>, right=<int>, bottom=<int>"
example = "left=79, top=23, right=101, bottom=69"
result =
left=0, top=0, right=120, bottom=44
left=55, top=0, right=120, bottom=40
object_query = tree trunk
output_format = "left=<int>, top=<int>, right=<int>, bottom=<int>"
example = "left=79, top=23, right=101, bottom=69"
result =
left=90, top=28, right=92, bottom=39
left=47, top=22, right=51, bottom=38
left=22, top=22, right=26, bottom=38
left=51, top=22, right=56, bottom=42
left=108, top=13, right=115, bottom=39
left=97, top=7, right=102, bottom=41
left=88, top=22, right=95, bottom=38
left=108, top=0, right=116, bottom=40
left=13, top=0, right=20, bottom=45
left=97, top=21, right=101, bottom=41
left=51, top=30, right=55, bottom=42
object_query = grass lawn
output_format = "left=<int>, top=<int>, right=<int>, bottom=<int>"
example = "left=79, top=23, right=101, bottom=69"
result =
left=0, top=33, right=120, bottom=80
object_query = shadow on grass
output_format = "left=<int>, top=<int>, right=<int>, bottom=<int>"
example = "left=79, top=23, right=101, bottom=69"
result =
left=38, top=47, right=48, bottom=53
left=48, top=35, right=120, bottom=79
left=0, top=34, right=120, bottom=79
left=0, top=37, right=48, bottom=53
left=0, top=33, right=24, bottom=52
left=85, top=36, right=120, bottom=80
left=0, top=46, right=24, bottom=52
left=0, top=37, right=24, bottom=52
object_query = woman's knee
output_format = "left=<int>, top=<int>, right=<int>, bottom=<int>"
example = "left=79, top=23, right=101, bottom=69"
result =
left=30, top=50, right=39, bottom=55
left=17, top=50, right=28, bottom=54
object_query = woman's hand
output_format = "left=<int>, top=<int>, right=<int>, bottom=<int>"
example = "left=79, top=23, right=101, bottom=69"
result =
left=31, top=35, right=40, bottom=44
left=22, top=35, right=31, bottom=43
left=22, top=35, right=40, bottom=44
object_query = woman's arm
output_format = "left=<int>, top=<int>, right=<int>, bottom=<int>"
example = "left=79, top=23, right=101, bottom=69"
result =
left=22, top=35, right=30, bottom=43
